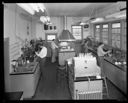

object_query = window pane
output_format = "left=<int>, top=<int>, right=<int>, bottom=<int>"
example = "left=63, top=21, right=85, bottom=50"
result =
left=47, top=35, right=56, bottom=40
left=103, top=24, right=108, bottom=28
left=112, top=23, right=121, bottom=28
left=96, top=25, right=100, bottom=28
left=72, top=26, right=82, bottom=40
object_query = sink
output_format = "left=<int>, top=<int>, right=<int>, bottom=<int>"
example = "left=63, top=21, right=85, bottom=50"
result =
left=16, top=63, right=34, bottom=72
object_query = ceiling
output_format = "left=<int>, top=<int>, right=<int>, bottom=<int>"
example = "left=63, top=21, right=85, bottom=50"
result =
left=43, top=3, right=114, bottom=17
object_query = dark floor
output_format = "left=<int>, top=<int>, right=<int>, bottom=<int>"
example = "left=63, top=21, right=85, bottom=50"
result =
left=24, top=57, right=127, bottom=101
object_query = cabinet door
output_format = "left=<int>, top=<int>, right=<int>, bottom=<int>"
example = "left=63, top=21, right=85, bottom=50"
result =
left=59, top=53, right=65, bottom=65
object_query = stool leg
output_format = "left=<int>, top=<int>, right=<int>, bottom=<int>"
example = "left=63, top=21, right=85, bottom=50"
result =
left=103, top=77, right=109, bottom=99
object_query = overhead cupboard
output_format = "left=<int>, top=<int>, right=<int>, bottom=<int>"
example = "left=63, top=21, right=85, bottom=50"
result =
left=94, top=19, right=126, bottom=51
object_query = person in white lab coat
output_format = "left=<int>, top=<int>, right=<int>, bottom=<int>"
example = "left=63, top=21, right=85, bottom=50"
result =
left=97, top=42, right=111, bottom=76
left=51, top=39, right=58, bottom=63
left=35, top=43, right=47, bottom=77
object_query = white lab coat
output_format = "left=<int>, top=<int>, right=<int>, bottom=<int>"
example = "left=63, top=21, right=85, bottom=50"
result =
left=51, top=41, right=58, bottom=63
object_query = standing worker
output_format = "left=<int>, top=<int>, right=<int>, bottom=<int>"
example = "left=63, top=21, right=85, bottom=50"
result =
left=35, top=43, right=47, bottom=78
left=97, top=42, right=111, bottom=76
left=51, top=39, right=58, bottom=63
left=84, top=40, right=89, bottom=53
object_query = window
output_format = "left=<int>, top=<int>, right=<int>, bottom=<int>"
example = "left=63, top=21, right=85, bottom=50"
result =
left=46, top=33, right=57, bottom=42
left=72, top=26, right=82, bottom=40
left=122, top=21, right=126, bottom=50
left=102, top=24, right=109, bottom=44
left=111, top=22, right=121, bottom=48
left=95, top=25, right=100, bottom=42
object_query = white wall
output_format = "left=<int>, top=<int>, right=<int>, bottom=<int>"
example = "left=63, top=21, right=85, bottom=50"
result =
left=4, top=4, right=38, bottom=81
left=4, top=4, right=37, bottom=61
left=35, top=22, right=45, bottom=40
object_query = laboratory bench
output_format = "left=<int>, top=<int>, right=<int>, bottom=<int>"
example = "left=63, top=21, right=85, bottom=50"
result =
left=66, top=54, right=102, bottom=99
left=9, top=62, right=41, bottom=99
left=87, top=46, right=127, bottom=95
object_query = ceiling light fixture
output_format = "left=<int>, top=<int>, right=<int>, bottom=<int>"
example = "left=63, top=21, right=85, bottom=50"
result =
left=80, top=22, right=86, bottom=25
left=91, top=18, right=104, bottom=23
left=17, top=3, right=35, bottom=15
left=17, top=3, right=45, bottom=15
left=40, top=16, right=51, bottom=24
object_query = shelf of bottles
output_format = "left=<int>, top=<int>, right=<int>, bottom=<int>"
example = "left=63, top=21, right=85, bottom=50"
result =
left=122, top=21, right=126, bottom=51
left=111, top=22, right=121, bottom=49
left=102, top=24, right=109, bottom=44
left=95, top=25, right=100, bottom=42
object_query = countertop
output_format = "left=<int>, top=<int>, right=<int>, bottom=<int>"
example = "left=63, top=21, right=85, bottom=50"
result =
left=104, top=57, right=126, bottom=72
left=10, top=62, right=39, bottom=75
left=88, top=47, right=126, bottom=72
left=74, top=76, right=102, bottom=82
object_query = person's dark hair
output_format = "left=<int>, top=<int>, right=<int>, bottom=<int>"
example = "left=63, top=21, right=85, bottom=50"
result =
left=99, top=42, right=103, bottom=46
left=84, top=40, right=88, bottom=44
left=52, top=39, right=55, bottom=41
left=35, top=43, right=41, bottom=52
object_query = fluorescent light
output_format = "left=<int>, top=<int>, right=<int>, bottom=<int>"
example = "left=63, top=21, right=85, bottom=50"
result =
left=40, top=16, right=51, bottom=24
left=40, top=16, right=47, bottom=23
left=29, top=3, right=39, bottom=12
left=46, top=16, right=50, bottom=22
left=17, top=3, right=46, bottom=15
left=80, top=22, right=86, bottom=25
left=17, top=3, right=35, bottom=15
left=91, top=18, right=104, bottom=23
left=37, top=3, right=45, bottom=12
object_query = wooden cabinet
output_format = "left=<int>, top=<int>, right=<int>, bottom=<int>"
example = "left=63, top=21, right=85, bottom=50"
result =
left=59, top=51, right=75, bottom=65
left=103, top=59, right=126, bottom=94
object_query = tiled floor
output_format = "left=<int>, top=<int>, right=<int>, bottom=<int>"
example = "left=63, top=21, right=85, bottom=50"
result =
left=24, top=57, right=127, bottom=101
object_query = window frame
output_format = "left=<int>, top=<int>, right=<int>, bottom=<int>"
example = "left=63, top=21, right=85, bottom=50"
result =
left=111, top=22, right=121, bottom=49
left=94, top=24, right=101, bottom=42
left=71, top=25, right=83, bottom=41
left=45, top=33, right=57, bottom=42
left=101, top=23, right=109, bottom=44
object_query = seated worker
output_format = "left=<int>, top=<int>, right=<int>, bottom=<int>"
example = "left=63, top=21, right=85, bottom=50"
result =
left=35, top=43, right=47, bottom=77
left=97, top=42, right=111, bottom=76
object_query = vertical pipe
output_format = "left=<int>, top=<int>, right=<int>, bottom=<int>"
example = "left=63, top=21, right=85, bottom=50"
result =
left=64, top=16, right=67, bottom=30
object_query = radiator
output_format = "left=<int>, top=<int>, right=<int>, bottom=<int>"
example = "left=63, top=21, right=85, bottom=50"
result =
left=76, top=91, right=102, bottom=100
